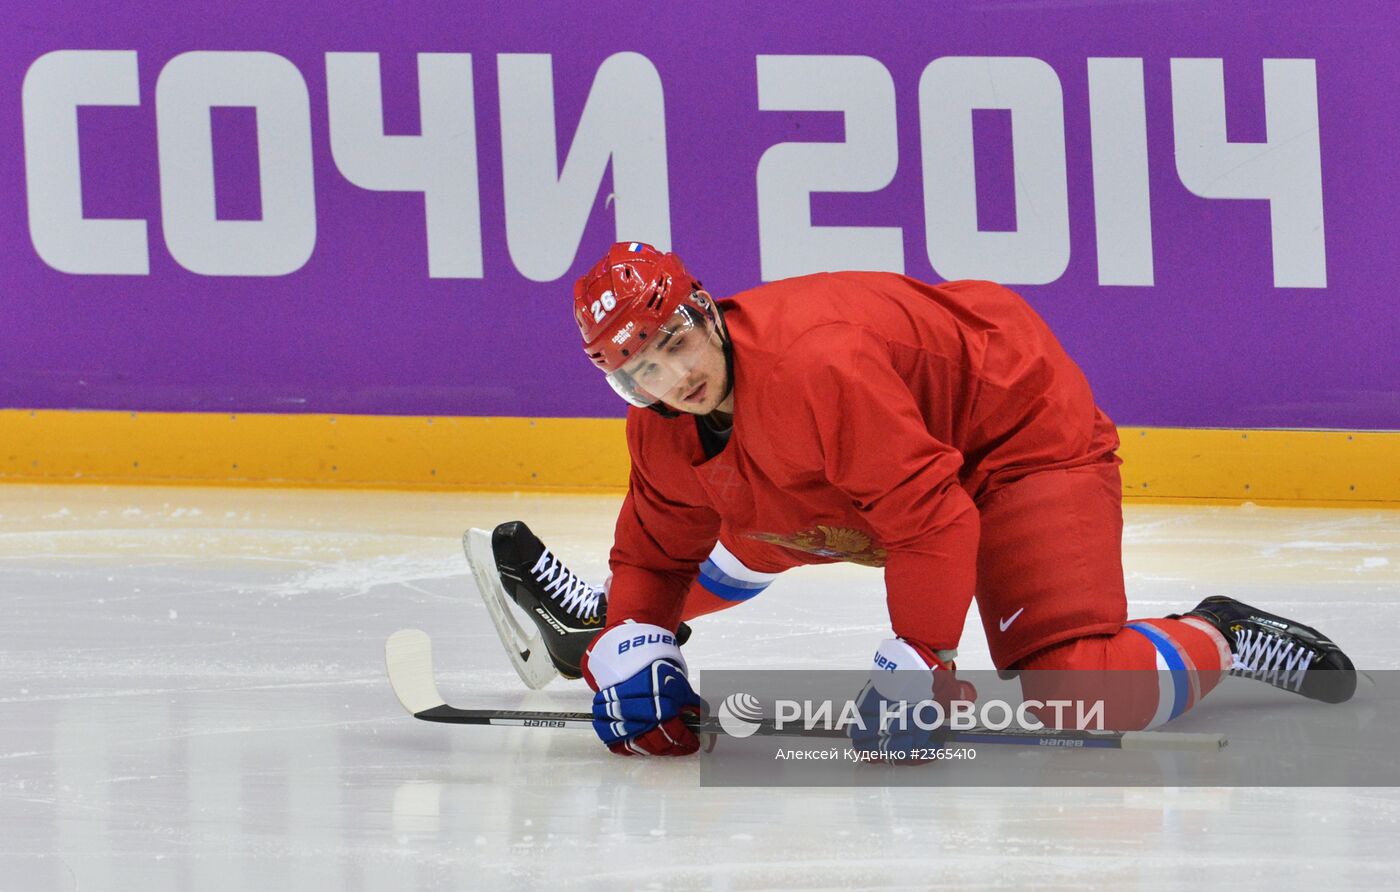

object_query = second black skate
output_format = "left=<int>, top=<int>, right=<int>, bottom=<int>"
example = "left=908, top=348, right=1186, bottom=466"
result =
left=1184, top=595, right=1357, bottom=703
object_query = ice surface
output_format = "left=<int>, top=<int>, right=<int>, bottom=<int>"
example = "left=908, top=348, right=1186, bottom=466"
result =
left=1, top=484, right=1398, bottom=890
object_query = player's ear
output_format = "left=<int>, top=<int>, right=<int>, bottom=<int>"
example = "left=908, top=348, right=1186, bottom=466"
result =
left=693, top=290, right=729, bottom=339
left=690, top=290, right=720, bottom=320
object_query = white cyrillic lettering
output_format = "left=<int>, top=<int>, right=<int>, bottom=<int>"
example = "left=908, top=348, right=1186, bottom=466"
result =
left=1171, top=58, right=1326, bottom=287
left=326, top=53, right=482, bottom=278
left=1016, top=700, right=1046, bottom=731
left=912, top=699, right=946, bottom=730
left=22, top=50, right=148, bottom=275
left=980, top=700, right=1014, bottom=731
left=775, top=700, right=801, bottom=727
left=1088, top=57, right=1154, bottom=285
left=948, top=699, right=978, bottom=730
left=498, top=52, right=670, bottom=282
left=156, top=52, right=316, bottom=276
left=755, top=55, right=903, bottom=280
left=837, top=699, right=864, bottom=731
left=1077, top=699, right=1106, bottom=731
left=919, top=56, right=1070, bottom=284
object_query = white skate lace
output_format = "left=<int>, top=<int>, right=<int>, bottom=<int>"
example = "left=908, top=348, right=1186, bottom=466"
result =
left=529, top=548, right=602, bottom=622
left=1231, top=627, right=1315, bottom=692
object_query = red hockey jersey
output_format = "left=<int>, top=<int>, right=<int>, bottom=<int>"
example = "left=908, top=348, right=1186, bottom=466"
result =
left=607, top=273, right=1119, bottom=651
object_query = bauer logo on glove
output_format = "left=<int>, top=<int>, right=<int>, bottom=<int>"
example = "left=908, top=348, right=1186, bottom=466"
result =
left=583, top=622, right=707, bottom=757
left=616, top=630, right=676, bottom=654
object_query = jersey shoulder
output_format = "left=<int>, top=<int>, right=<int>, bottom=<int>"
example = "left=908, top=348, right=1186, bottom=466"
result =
left=722, top=274, right=874, bottom=355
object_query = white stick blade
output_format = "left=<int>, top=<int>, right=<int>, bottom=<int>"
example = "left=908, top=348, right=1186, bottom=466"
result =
left=385, top=629, right=447, bottom=715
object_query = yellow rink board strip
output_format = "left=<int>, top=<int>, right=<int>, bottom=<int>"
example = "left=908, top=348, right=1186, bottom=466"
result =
left=1117, top=427, right=1397, bottom=506
left=0, top=411, right=630, bottom=492
left=0, top=410, right=1396, bottom=505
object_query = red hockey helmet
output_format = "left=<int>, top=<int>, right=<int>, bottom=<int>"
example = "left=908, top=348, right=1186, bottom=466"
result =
left=574, top=242, right=722, bottom=408
left=573, top=241, right=699, bottom=373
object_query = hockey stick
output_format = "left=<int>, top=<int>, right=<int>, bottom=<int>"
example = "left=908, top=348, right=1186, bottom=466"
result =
left=385, top=629, right=1227, bottom=752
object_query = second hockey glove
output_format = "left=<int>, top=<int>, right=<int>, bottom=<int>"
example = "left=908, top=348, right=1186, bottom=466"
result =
left=583, top=622, right=705, bottom=756
left=848, top=637, right=975, bottom=759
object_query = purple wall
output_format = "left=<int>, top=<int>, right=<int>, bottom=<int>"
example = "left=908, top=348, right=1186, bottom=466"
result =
left=3, top=1, right=1397, bottom=428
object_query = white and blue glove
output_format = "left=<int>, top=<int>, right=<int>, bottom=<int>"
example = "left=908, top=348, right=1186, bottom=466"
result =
left=582, top=622, right=705, bottom=756
left=848, top=637, right=973, bottom=759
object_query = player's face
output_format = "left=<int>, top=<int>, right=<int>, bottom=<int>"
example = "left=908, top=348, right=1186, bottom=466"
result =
left=609, top=299, right=730, bottom=415
left=652, top=320, right=729, bottom=415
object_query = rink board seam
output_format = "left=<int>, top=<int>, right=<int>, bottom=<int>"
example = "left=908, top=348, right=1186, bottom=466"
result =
left=0, top=410, right=1396, bottom=505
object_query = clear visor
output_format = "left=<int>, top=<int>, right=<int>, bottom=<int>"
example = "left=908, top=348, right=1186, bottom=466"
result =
left=605, top=306, right=721, bottom=408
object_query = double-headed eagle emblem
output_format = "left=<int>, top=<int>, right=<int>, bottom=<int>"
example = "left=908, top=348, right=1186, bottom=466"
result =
left=746, top=524, right=887, bottom=567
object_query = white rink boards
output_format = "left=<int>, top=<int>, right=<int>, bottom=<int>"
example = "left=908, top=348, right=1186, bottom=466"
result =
left=2, top=484, right=1398, bottom=890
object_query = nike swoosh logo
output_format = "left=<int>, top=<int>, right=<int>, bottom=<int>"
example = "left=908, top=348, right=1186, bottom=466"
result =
left=999, top=607, right=1026, bottom=632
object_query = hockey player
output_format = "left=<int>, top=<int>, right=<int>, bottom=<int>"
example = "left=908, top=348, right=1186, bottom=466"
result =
left=489, top=242, right=1356, bottom=757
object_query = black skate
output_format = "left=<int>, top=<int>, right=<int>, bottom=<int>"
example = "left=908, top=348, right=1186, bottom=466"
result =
left=466, top=521, right=691, bottom=688
left=490, top=521, right=605, bottom=680
left=1184, top=596, right=1356, bottom=703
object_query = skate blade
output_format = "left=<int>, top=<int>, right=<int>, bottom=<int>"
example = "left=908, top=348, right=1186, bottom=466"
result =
left=463, top=528, right=558, bottom=690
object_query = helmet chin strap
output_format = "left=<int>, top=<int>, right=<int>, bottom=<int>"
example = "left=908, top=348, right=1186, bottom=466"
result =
left=646, top=403, right=681, bottom=419
left=715, top=309, right=735, bottom=411
left=696, top=294, right=736, bottom=422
